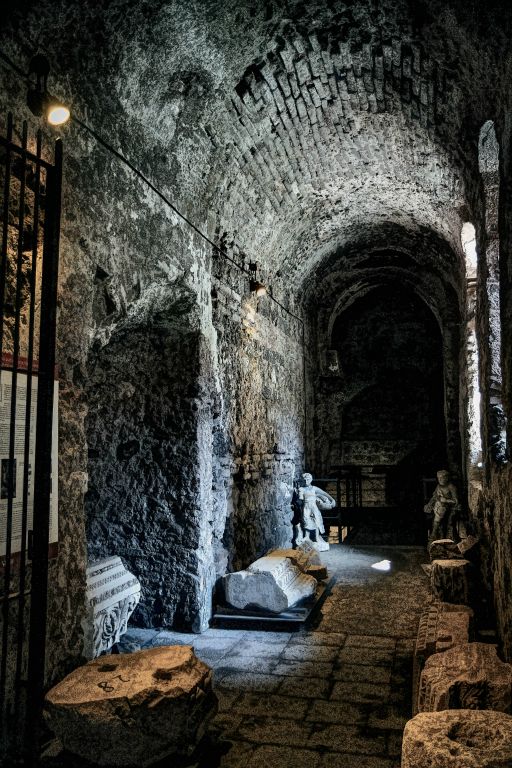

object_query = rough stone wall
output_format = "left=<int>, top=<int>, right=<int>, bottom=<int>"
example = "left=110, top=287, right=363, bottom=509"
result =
left=1, top=0, right=512, bottom=686
left=212, top=268, right=303, bottom=571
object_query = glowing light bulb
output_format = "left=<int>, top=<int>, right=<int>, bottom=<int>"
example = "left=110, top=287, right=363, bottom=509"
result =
left=47, top=104, right=70, bottom=126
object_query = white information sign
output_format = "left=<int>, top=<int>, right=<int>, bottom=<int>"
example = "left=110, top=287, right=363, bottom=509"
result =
left=0, top=369, right=58, bottom=557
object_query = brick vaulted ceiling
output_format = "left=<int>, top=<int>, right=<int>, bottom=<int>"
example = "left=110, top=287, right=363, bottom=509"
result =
left=6, top=0, right=510, bottom=302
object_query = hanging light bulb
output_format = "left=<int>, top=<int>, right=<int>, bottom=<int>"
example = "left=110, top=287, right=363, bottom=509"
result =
left=46, top=100, right=70, bottom=126
left=27, top=54, right=70, bottom=126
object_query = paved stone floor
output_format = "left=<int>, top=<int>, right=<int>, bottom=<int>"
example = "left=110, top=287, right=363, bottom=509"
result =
left=121, top=545, right=430, bottom=768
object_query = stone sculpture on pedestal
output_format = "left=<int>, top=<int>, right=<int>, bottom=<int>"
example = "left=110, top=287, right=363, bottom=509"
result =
left=299, top=472, right=335, bottom=551
left=424, top=469, right=459, bottom=541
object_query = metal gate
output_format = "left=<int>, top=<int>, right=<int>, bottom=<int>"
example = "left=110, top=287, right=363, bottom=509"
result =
left=0, top=114, right=62, bottom=762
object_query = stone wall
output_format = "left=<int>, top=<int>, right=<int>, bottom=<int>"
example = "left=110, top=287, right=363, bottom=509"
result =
left=2, top=0, right=512, bottom=690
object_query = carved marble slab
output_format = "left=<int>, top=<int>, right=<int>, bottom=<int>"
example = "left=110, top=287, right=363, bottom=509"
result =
left=402, top=710, right=512, bottom=768
left=412, top=602, right=473, bottom=714
left=44, top=646, right=217, bottom=767
left=83, top=556, right=141, bottom=659
left=418, top=642, right=512, bottom=713
left=430, top=559, right=472, bottom=605
left=223, top=555, right=317, bottom=613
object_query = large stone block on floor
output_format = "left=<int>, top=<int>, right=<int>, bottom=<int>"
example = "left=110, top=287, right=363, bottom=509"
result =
left=412, top=602, right=473, bottom=714
left=430, top=559, right=472, bottom=604
left=44, top=646, right=217, bottom=767
left=418, top=642, right=512, bottom=713
left=83, top=556, right=141, bottom=659
left=223, top=555, right=317, bottom=613
left=402, top=710, right=512, bottom=767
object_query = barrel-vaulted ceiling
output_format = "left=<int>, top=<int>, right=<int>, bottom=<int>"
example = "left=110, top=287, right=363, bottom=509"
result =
left=5, top=0, right=511, bottom=300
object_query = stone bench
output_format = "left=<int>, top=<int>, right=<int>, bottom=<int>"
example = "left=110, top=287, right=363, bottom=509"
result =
left=418, top=642, right=512, bottom=713
left=83, top=555, right=141, bottom=659
left=402, top=710, right=512, bottom=767
left=412, top=602, right=473, bottom=714
left=44, top=645, right=217, bottom=767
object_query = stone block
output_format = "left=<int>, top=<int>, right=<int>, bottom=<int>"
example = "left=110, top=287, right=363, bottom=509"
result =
left=44, top=645, right=217, bottom=767
left=429, top=539, right=463, bottom=562
left=402, top=710, right=512, bottom=767
left=267, top=547, right=327, bottom=581
left=223, top=555, right=317, bottom=613
left=297, top=539, right=322, bottom=564
left=418, top=642, right=512, bottom=713
left=83, top=556, right=141, bottom=659
left=430, top=559, right=472, bottom=604
left=306, top=564, right=328, bottom=581
left=412, top=602, right=473, bottom=714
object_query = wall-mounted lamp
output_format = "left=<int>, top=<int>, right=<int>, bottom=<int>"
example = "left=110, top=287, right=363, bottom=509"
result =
left=249, top=262, right=267, bottom=297
left=27, top=54, right=70, bottom=126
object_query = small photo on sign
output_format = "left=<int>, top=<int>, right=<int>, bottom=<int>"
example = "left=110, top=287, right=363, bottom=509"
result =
left=1, top=458, right=16, bottom=499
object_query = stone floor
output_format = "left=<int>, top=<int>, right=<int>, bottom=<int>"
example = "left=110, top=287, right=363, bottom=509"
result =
left=120, top=545, right=430, bottom=768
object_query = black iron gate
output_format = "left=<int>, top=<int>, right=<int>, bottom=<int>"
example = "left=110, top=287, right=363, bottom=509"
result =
left=0, top=114, right=62, bottom=762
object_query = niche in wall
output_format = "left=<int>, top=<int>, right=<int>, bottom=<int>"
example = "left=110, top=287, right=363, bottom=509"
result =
left=84, top=306, right=215, bottom=633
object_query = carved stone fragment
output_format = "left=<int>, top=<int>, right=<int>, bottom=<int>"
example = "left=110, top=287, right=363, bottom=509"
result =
left=44, top=646, right=218, bottom=767
left=418, top=642, right=512, bottom=713
left=83, top=556, right=141, bottom=659
left=297, top=539, right=322, bottom=565
left=412, top=602, right=473, bottom=714
left=430, top=559, right=472, bottom=604
left=429, top=539, right=463, bottom=562
left=267, top=547, right=327, bottom=580
left=402, top=710, right=512, bottom=767
left=223, top=555, right=317, bottom=613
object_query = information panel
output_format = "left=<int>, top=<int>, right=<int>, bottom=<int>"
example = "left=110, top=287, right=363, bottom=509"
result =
left=0, top=368, right=58, bottom=557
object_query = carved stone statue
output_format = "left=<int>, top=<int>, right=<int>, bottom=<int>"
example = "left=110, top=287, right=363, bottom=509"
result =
left=298, top=472, right=335, bottom=552
left=424, top=469, right=459, bottom=541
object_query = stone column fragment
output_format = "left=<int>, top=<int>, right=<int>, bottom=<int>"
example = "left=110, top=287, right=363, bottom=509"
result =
left=430, top=559, right=472, bottom=604
left=402, top=710, right=512, bottom=767
left=223, top=555, right=317, bottom=613
left=418, top=642, right=512, bottom=713
left=412, top=602, right=473, bottom=714
left=44, top=646, right=218, bottom=767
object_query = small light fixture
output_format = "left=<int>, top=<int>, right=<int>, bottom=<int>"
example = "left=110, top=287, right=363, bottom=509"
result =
left=249, top=261, right=267, bottom=297
left=27, top=54, right=70, bottom=126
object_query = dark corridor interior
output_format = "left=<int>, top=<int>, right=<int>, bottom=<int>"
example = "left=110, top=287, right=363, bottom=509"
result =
left=327, top=284, right=447, bottom=544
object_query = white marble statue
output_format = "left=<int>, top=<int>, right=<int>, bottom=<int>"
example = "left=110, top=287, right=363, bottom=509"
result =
left=299, top=472, right=335, bottom=552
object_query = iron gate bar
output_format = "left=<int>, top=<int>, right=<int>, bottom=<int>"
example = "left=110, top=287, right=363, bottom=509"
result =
left=26, top=136, right=62, bottom=761
left=5, top=123, right=29, bottom=684
left=16, top=128, right=43, bottom=719
left=0, top=135, right=52, bottom=171
left=0, top=111, right=13, bottom=722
